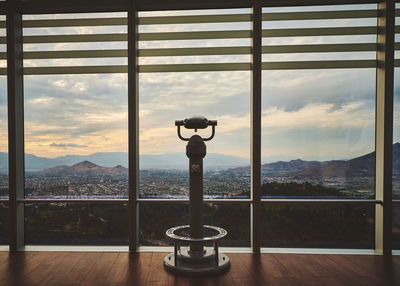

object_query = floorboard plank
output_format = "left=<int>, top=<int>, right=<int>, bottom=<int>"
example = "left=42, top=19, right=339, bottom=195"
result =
left=307, top=254, right=374, bottom=286
left=3, top=252, right=37, bottom=286
left=260, top=254, right=294, bottom=279
left=107, top=252, right=130, bottom=284
left=345, top=255, right=400, bottom=285
left=66, top=252, right=103, bottom=285
left=273, top=254, right=323, bottom=279
left=147, top=252, right=169, bottom=284
left=230, top=254, right=265, bottom=286
left=80, top=252, right=119, bottom=286
left=26, top=252, right=69, bottom=286
left=327, top=254, right=373, bottom=276
left=228, top=253, right=252, bottom=280
left=126, top=252, right=153, bottom=285
left=45, top=252, right=83, bottom=285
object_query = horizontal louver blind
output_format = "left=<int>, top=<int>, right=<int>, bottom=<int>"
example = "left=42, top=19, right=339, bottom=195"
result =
left=261, top=5, right=381, bottom=70
left=20, top=13, right=128, bottom=75
left=0, top=8, right=399, bottom=74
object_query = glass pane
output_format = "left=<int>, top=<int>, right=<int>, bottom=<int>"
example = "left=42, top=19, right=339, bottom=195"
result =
left=23, top=13, right=128, bottom=199
left=138, top=9, right=251, bottom=200
left=261, top=4, right=376, bottom=199
left=261, top=69, right=375, bottom=199
left=261, top=204, right=374, bottom=248
left=0, top=202, right=8, bottom=244
left=25, top=203, right=128, bottom=245
left=139, top=202, right=250, bottom=247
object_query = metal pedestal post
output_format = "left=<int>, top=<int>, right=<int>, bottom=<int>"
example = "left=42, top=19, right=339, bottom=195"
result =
left=187, top=135, right=205, bottom=254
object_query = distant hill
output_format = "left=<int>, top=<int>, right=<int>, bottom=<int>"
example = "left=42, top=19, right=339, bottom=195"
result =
left=40, top=161, right=128, bottom=176
left=290, top=143, right=399, bottom=178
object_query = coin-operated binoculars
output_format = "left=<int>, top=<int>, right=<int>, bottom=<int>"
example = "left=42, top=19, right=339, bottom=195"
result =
left=164, top=116, right=230, bottom=275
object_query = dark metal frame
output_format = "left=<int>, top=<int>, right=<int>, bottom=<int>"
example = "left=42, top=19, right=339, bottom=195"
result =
left=6, top=0, right=24, bottom=252
left=375, top=0, right=395, bottom=256
left=5, top=0, right=384, bottom=13
left=251, top=0, right=262, bottom=253
left=128, top=0, right=139, bottom=253
left=2, top=0, right=397, bottom=255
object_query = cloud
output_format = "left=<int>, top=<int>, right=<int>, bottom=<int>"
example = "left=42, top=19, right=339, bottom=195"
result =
left=260, top=102, right=375, bottom=160
left=49, top=143, right=88, bottom=148
left=196, top=101, right=373, bottom=134
left=262, top=102, right=373, bottom=130
left=139, top=71, right=250, bottom=119
left=0, top=124, right=7, bottom=153
left=262, top=69, right=376, bottom=111
left=136, top=100, right=375, bottom=158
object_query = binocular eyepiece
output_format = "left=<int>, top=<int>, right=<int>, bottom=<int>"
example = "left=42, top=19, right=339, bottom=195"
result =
left=175, top=116, right=217, bottom=141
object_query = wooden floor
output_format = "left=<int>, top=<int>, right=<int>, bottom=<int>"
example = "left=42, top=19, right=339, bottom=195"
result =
left=0, top=252, right=399, bottom=286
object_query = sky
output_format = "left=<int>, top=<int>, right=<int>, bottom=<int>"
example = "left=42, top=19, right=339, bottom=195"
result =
left=0, top=4, right=400, bottom=163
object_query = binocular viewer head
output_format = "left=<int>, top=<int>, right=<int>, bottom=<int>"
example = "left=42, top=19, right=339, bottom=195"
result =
left=175, top=116, right=217, bottom=141
left=175, top=116, right=217, bottom=131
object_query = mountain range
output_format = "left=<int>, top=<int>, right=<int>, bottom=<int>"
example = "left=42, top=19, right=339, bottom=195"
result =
left=229, top=159, right=328, bottom=174
left=0, top=152, right=249, bottom=171
left=0, top=143, right=399, bottom=177
left=229, top=142, right=400, bottom=178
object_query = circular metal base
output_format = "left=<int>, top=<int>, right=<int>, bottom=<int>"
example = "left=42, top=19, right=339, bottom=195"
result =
left=164, top=249, right=230, bottom=275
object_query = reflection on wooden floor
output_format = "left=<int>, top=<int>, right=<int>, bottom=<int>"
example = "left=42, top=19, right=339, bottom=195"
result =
left=0, top=252, right=399, bottom=285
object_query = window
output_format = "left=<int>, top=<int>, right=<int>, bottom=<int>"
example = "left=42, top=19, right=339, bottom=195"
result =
left=261, top=4, right=377, bottom=200
left=260, top=4, right=377, bottom=248
left=137, top=9, right=252, bottom=248
left=22, top=12, right=128, bottom=244
left=138, top=9, right=251, bottom=200
left=23, top=12, right=128, bottom=199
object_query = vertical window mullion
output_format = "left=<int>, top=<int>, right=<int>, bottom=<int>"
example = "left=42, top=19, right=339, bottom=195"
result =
left=251, top=0, right=262, bottom=253
left=128, top=1, right=139, bottom=252
left=7, top=5, right=24, bottom=251
left=375, top=0, right=395, bottom=256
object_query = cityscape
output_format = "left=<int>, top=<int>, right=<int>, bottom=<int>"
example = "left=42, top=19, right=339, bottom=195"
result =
left=1, top=155, right=398, bottom=200
left=15, top=168, right=379, bottom=200
left=1, top=142, right=400, bottom=200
